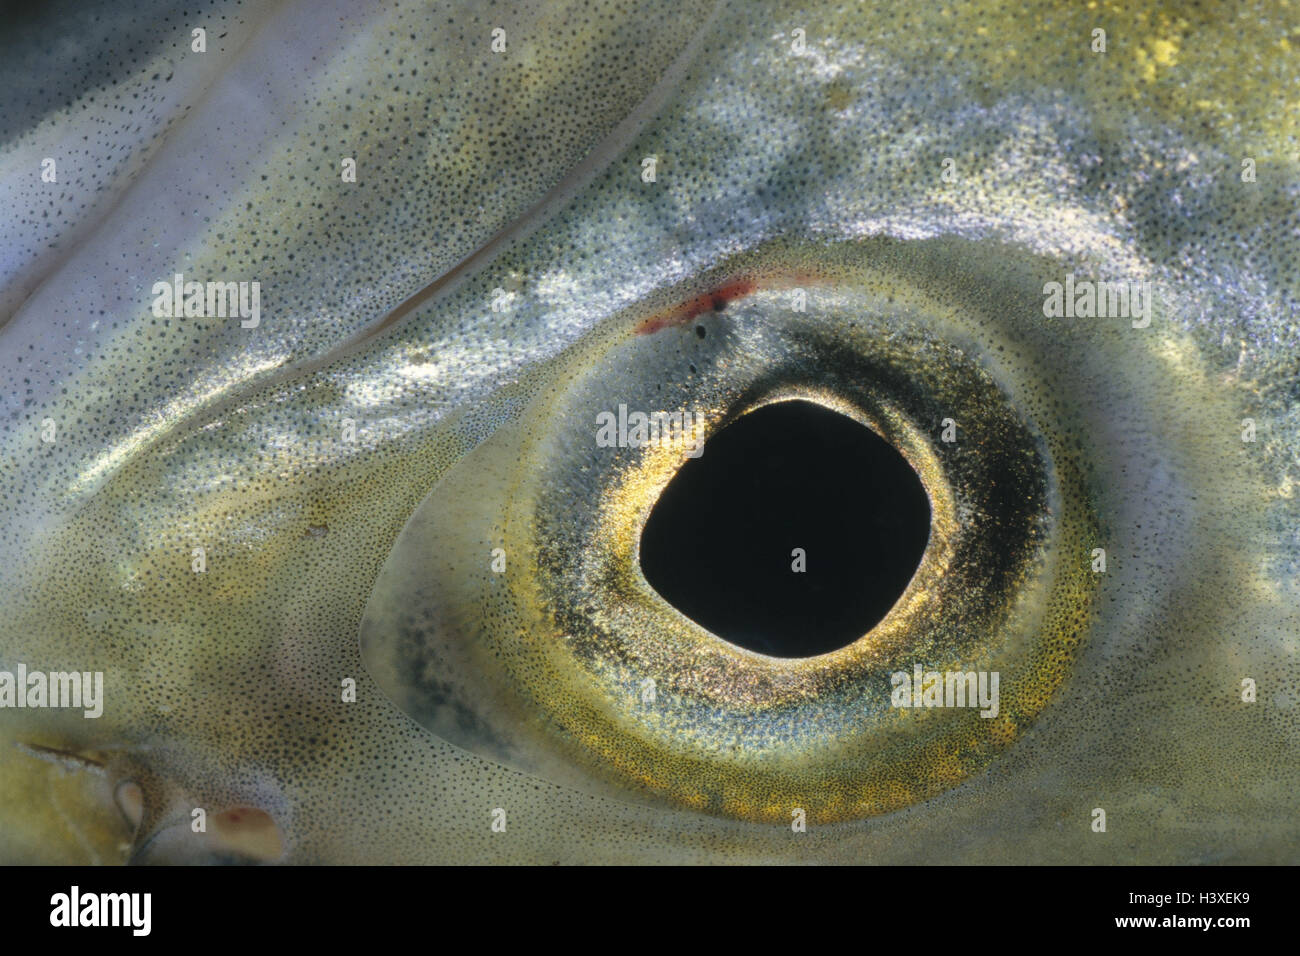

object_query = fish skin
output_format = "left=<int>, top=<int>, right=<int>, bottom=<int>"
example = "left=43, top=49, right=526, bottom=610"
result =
left=0, top=0, right=284, bottom=327
left=0, top=0, right=1297, bottom=863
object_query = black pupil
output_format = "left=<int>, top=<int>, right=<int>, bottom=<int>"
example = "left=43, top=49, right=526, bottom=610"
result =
left=639, top=399, right=931, bottom=657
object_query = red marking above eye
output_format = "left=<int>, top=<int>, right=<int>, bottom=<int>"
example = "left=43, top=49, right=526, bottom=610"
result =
left=634, top=279, right=758, bottom=335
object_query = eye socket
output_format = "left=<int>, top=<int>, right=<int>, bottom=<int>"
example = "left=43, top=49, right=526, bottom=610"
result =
left=638, top=398, right=931, bottom=658
left=358, top=239, right=1100, bottom=823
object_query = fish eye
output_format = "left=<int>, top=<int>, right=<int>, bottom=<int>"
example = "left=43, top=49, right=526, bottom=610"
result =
left=360, top=240, right=1104, bottom=823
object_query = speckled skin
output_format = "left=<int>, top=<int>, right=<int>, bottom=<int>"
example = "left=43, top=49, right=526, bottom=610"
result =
left=0, top=0, right=1297, bottom=863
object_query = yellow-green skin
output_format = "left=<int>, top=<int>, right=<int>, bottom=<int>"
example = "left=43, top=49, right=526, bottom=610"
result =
left=0, top=0, right=1297, bottom=863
